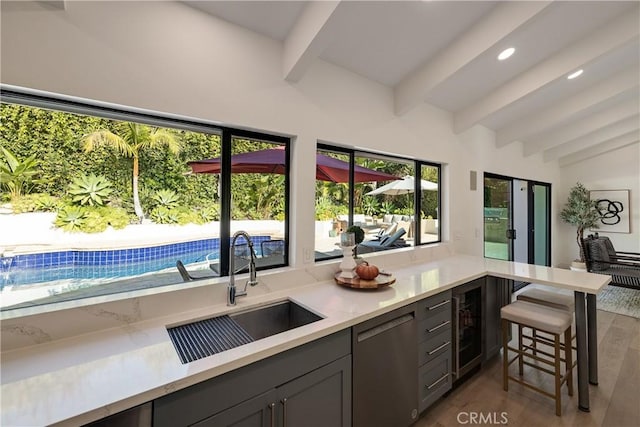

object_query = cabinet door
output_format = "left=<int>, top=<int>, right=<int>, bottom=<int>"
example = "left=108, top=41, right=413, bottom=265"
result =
left=192, top=390, right=276, bottom=427
left=275, top=355, right=351, bottom=427
left=484, top=277, right=512, bottom=361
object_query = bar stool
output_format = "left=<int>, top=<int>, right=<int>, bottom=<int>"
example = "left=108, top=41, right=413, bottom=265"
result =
left=517, top=288, right=576, bottom=354
left=501, top=301, right=574, bottom=416
left=517, top=288, right=575, bottom=312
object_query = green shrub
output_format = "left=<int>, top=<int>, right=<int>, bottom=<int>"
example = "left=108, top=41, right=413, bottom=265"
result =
left=11, top=195, right=38, bottom=213
left=11, top=193, right=60, bottom=213
left=68, top=174, right=113, bottom=206
left=34, top=194, right=60, bottom=211
left=152, top=189, right=180, bottom=209
left=55, top=206, right=87, bottom=231
left=197, top=205, right=219, bottom=223
left=82, top=209, right=109, bottom=233
left=0, top=146, right=44, bottom=199
left=104, top=207, right=132, bottom=229
left=150, top=206, right=179, bottom=224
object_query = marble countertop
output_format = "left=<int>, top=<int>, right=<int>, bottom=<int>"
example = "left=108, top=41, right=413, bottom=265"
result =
left=0, top=254, right=610, bottom=426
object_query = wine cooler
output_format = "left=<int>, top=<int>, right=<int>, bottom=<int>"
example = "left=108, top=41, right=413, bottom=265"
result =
left=452, top=278, right=484, bottom=382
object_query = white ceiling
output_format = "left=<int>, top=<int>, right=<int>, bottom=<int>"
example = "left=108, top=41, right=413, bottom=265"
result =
left=184, top=1, right=640, bottom=166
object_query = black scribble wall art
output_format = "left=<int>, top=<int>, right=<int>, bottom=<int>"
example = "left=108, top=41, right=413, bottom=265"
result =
left=589, top=190, right=631, bottom=233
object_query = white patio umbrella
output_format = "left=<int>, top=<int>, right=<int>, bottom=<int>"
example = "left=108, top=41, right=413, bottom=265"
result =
left=365, top=176, right=437, bottom=196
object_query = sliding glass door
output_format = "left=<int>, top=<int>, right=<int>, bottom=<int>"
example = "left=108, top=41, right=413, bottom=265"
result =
left=484, top=175, right=513, bottom=260
left=483, top=174, right=551, bottom=267
left=530, top=183, right=551, bottom=266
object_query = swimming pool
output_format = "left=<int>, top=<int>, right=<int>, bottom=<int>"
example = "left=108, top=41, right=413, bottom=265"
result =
left=0, top=235, right=270, bottom=287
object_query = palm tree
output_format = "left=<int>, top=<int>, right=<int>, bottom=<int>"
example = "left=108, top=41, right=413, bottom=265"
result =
left=83, top=123, right=181, bottom=221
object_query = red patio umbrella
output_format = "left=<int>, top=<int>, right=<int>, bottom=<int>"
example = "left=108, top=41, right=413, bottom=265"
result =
left=188, top=148, right=398, bottom=183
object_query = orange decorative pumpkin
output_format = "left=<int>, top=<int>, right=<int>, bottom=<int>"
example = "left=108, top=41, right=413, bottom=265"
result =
left=356, top=262, right=379, bottom=280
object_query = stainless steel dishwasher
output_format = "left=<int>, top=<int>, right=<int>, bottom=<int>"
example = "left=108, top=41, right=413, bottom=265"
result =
left=353, top=303, right=418, bottom=427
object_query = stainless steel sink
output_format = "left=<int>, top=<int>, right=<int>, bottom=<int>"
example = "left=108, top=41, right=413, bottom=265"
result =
left=230, top=300, right=323, bottom=340
left=167, top=300, right=322, bottom=363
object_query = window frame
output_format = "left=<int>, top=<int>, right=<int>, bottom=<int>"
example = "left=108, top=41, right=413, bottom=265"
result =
left=0, top=85, right=290, bottom=281
left=315, top=143, right=442, bottom=261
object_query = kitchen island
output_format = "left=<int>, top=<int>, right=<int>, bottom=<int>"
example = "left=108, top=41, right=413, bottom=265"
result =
left=0, top=250, right=609, bottom=426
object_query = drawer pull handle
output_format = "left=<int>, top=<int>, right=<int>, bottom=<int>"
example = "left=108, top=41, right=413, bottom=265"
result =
left=427, top=320, right=451, bottom=333
left=281, top=398, right=288, bottom=427
left=269, top=403, right=275, bottom=427
left=427, top=300, right=450, bottom=311
left=426, top=373, right=449, bottom=390
left=427, top=341, right=451, bottom=356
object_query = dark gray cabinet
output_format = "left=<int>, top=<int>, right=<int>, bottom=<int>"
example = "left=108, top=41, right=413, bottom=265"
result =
left=192, top=390, right=276, bottom=427
left=154, top=330, right=351, bottom=427
left=484, top=276, right=513, bottom=361
left=275, top=355, right=351, bottom=427
left=192, top=356, right=351, bottom=427
left=417, top=290, right=452, bottom=413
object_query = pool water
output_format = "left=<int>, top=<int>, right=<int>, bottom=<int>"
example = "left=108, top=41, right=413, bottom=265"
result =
left=0, top=236, right=270, bottom=288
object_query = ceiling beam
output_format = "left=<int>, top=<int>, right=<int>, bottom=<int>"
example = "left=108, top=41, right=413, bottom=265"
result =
left=393, top=1, right=552, bottom=116
left=454, top=8, right=640, bottom=134
left=283, top=0, right=341, bottom=82
left=558, top=133, right=639, bottom=167
left=496, top=67, right=640, bottom=147
left=523, top=99, right=639, bottom=156
left=543, top=114, right=640, bottom=162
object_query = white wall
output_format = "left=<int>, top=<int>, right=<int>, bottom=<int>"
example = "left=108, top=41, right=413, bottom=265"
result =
left=558, top=143, right=640, bottom=266
left=1, top=1, right=563, bottom=266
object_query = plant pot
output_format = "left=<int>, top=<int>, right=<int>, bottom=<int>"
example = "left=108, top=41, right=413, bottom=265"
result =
left=570, top=260, right=587, bottom=272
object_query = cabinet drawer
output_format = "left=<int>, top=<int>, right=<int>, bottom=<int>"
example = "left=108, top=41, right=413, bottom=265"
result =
left=418, top=309, right=451, bottom=343
left=418, top=352, right=452, bottom=413
left=418, top=329, right=452, bottom=366
left=417, top=290, right=452, bottom=320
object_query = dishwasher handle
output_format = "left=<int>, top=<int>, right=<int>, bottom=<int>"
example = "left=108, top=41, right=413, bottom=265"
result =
left=357, top=313, right=415, bottom=343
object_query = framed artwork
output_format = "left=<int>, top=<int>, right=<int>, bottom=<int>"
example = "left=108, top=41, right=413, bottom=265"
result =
left=589, top=190, right=630, bottom=233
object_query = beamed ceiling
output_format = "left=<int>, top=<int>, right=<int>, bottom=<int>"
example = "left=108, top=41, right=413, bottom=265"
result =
left=182, top=0, right=640, bottom=167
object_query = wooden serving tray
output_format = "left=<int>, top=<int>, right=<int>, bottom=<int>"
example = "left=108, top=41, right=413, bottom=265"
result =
left=334, top=272, right=395, bottom=289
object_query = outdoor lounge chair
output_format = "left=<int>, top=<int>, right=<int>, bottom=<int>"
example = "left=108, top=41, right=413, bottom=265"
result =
left=261, top=239, right=284, bottom=257
left=582, top=235, right=640, bottom=290
left=357, top=228, right=408, bottom=254
left=370, top=222, right=398, bottom=240
left=176, top=260, right=217, bottom=282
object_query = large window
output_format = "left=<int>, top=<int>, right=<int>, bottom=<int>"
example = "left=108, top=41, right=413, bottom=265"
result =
left=0, top=87, right=288, bottom=310
left=314, top=144, right=441, bottom=261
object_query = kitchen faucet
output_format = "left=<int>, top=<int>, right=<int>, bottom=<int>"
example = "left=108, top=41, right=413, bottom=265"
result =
left=227, top=231, right=258, bottom=306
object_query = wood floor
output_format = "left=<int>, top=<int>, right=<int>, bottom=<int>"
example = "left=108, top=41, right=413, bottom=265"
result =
left=415, top=310, right=640, bottom=427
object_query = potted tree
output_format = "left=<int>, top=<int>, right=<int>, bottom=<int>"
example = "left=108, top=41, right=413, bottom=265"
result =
left=346, top=225, right=365, bottom=261
left=560, top=182, right=600, bottom=271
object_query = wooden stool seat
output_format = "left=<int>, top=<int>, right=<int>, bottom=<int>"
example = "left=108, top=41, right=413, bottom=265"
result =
left=501, top=301, right=574, bottom=416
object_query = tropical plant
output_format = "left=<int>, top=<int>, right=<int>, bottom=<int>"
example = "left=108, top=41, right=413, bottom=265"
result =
left=0, top=146, right=43, bottom=199
left=361, top=197, right=380, bottom=216
left=380, top=200, right=395, bottom=215
left=197, top=205, right=219, bottom=223
left=54, top=206, right=87, bottom=231
left=315, top=196, right=337, bottom=220
left=152, top=189, right=180, bottom=209
left=150, top=206, right=180, bottom=224
left=68, top=174, right=113, bottom=206
left=560, top=182, right=600, bottom=263
left=82, top=122, right=181, bottom=220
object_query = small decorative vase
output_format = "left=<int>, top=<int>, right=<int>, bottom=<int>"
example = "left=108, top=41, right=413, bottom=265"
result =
left=338, top=245, right=358, bottom=278
left=338, top=232, right=357, bottom=278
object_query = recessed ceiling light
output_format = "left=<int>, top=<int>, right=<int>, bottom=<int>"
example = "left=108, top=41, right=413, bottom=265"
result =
left=497, top=47, right=515, bottom=61
left=567, top=69, right=584, bottom=80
